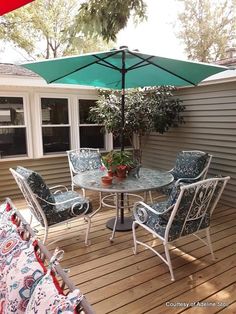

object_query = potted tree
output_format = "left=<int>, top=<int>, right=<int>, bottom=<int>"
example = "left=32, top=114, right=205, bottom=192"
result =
left=89, top=86, right=185, bottom=163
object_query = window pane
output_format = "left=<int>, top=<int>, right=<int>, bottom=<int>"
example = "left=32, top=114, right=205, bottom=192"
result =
left=79, top=126, right=104, bottom=148
left=0, top=128, right=27, bottom=158
left=113, top=134, right=132, bottom=149
left=42, top=127, right=70, bottom=154
left=0, top=97, right=24, bottom=126
left=79, top=99, right=97, bottom=124
left=41, top=98, right=68, bottom=125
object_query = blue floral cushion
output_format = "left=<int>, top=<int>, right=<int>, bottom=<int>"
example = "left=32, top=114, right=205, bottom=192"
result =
left=69, top=149, right=102, bottom=173
left=16, top=167, right=92, bottom=227
left=16, top=166, right=55, bottom=226
left=171, top=151, right=208, bottom=180
left=137, top=181, right=216, bottom=242
left=48, top=191, right=92, bottom=226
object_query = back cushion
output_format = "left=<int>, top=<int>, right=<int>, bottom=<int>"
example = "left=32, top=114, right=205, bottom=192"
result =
left=171, top=152, right=208, bottom=180
left=16, top=167, right=55, bottom=218
left=69, top=150, right=102, bottom=173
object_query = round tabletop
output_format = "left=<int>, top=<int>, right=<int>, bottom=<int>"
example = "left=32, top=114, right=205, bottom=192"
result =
left=73, top=167, right=174, bottom=193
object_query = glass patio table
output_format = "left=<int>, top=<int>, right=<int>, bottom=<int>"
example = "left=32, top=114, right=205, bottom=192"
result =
left=73, top=167, right=173, bottom=240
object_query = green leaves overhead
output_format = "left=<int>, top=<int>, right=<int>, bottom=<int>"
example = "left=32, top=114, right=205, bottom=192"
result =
left=0, top=0, right=112, bottom=60
left=76, top=0, right=147, bottom=41
left=177, top=0, right=236, bottom=62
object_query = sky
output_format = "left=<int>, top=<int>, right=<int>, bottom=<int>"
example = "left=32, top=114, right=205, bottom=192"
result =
left=0, top=0, right=186, bottom=63
left=117, top=0, right=186, bottom=59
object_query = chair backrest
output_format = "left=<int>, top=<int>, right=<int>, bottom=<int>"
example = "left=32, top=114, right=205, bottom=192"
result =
left=9, top=167, right=54, bottom=227
left=171, top=150, right=212, bottom=181
left=67, top=148, right=102, bottom=181
left=165, top=176, right=230, bottom=241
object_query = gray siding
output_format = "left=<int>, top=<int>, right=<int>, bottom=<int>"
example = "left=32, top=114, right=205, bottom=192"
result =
left=0, top=156, right=71, bottom=200
left=142, top=81, right=236, bottom=206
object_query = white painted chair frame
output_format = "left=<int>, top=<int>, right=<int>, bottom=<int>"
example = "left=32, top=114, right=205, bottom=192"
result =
left=133, top=176, right=230, bottom=281
left=10, top=168, right=91, bottom=246
left=149, top=150, right=213, bottom=203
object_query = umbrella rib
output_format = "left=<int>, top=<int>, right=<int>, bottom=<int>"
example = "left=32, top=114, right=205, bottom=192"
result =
left=128, top=50, right=197, bottom=86
left=48, top=50, right=121, bottom=83
left=93, top=55, right=121, bottom=72
left=126, top=56, right=154, bottom=71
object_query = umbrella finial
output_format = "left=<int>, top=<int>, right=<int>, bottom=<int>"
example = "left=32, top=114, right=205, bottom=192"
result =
left=120, top=46, right=128, bottom=50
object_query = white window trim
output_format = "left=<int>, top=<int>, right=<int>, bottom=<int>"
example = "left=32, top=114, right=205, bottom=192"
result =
left=0, top=91, right=33, bottom=161
left=33, top=93, right=72, bottom=158
left=77, top=95, right=111, bottom=152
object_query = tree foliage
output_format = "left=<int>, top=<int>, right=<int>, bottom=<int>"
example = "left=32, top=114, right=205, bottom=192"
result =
left=89, top=87, right=185, bottom=149
left=75, top=0, right=147, bottom=42
left=0, top=0, right=112, bottom=60
left=177, top=0, right=236, bottom=62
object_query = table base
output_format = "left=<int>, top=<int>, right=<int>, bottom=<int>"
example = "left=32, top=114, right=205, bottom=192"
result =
left=106, top=216, right=138, bottom=231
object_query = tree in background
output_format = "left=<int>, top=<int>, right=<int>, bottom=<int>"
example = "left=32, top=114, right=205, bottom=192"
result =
left=89, top=87, right=185, bottom=151
left=0, top=0, right=112, bottom=60
left=177, top=0, right=236, bottom=62
left=76, top=0, right=147, bottom=42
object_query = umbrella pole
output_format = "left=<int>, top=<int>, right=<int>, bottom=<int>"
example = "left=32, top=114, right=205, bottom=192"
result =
left=120, top=50, right=126, bottom=223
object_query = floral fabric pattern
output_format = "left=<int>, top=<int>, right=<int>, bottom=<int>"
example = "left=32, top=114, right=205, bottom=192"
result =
left=5, top=243, right=45, bottom=313
left=160, top=151, right=209, bottom=196
left=15, top=166, right=91, bottom=227
left=171, top=151, right=208, bottom=180
left=134, top=179, right=218, bottom=242
left=26, top=272, right=83, bottom=314
left=69, top=149, right=102, bottom=173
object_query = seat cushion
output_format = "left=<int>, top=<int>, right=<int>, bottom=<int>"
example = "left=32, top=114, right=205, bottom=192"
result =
left=47, top=191, right=92, bottom=226
left=171, top=151, right=208, bottom=180
left=26, top=272, right=83, bottom=314
left=16, top=166, right=55, bottom=215
left=69, top=150, right=102, bottom=173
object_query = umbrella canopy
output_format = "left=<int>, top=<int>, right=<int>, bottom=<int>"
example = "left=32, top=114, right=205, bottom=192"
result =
left=22, top=46, right=229, bottom=150
left=22, top=47, right=228, bottom=89
left=0, top=0, right=34, bottom=15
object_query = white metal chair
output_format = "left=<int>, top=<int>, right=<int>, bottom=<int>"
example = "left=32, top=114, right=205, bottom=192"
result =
left=10, top=166, right=92, bottom=245
left=67, top=148, right=102, bottom=192
left=133, top=176, right=230, bottom=281
left=149, top=150, right=213, bottom=202
left=66, top=148, right=108, bottom=230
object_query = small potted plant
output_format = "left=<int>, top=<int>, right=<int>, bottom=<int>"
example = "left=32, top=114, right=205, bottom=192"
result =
left=102, top=150, right=135, bottom=178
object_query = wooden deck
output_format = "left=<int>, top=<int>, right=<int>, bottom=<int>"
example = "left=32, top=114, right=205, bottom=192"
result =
left=13, top=193, right=236, bottom=314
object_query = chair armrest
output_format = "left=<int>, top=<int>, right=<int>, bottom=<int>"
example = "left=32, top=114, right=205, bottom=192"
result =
left=133, top=201, right=174, bottom=224
left=35, top=194, right=88, bottom=207
left=49, top=185, right=69, bottom=194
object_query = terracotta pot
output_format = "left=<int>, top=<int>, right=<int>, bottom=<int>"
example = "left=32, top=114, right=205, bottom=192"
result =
left=107, top=170, right=114, bottom=177
left=116, top=167, right=127, bottom=179
left=101, top=175, right=113, bottom=186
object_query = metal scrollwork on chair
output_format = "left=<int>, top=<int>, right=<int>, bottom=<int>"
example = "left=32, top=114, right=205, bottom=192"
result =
left=10, top=166, right=92, bottom=246
left=133, top=176, right=230, bottom=281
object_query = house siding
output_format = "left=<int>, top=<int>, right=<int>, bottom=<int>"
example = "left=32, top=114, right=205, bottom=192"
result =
left=142, top=81, right=236, bottom=206
left=0, top=156, right=71, bottom=200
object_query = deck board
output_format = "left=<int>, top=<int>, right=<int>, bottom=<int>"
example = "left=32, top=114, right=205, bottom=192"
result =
left=12, top=194, right=236, bottom=314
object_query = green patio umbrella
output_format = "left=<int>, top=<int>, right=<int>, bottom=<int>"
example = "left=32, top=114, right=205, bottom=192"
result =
left=22, top=46, right=229, bottom=231
left=22, top=46, right=228, bottom=150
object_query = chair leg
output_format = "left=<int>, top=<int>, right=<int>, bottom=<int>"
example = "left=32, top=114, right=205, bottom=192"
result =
left=205, top=228, right=215, bottom=261
left=110, top=193, right=119, bottom=241
left=132, top=221, right=138, bottom=254
left=163, top=242, right=175, bottom=281
left=43, top=225, right=48, bottom=245
left=149, top=190, right=153, bottom=203
left=85, top=216, right=91, bottom=246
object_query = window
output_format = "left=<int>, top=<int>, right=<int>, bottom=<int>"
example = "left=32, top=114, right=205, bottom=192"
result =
left=41, top=98, right=70, bottom=154
left=0, top=97, right=27, bottom=158
left=78, top=99, right=105, bottom=149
